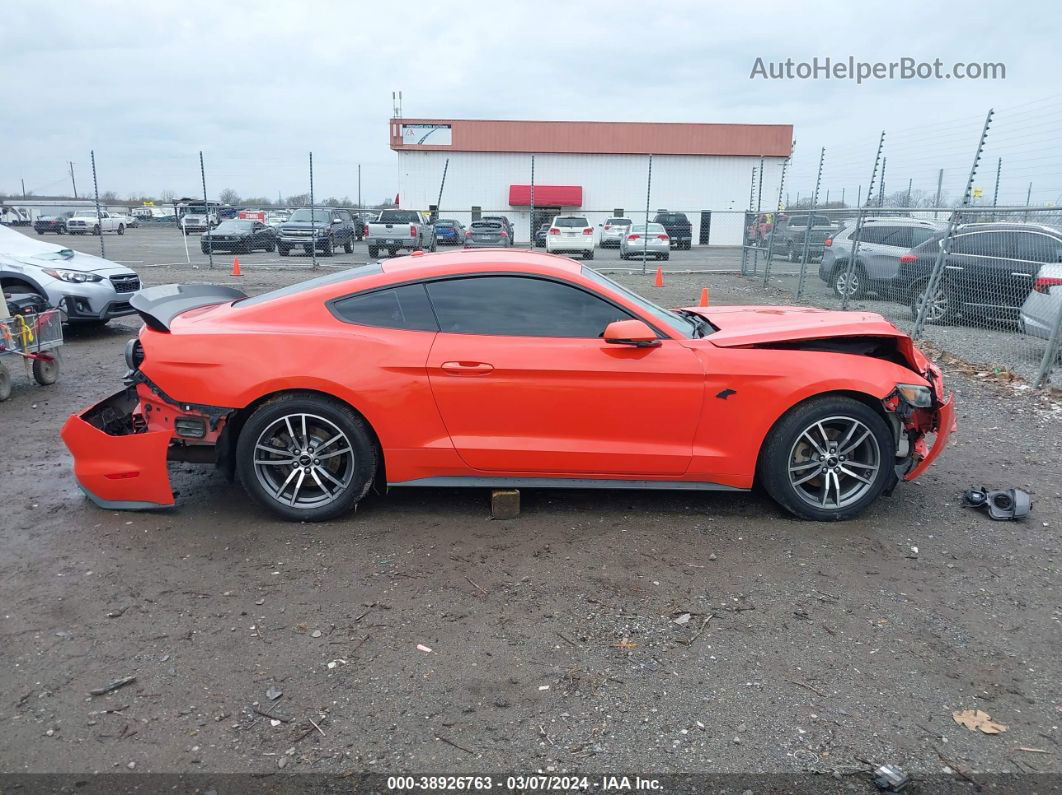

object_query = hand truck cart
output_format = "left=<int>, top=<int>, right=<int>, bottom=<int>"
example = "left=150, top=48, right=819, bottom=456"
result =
left=0, top=308, right=63, bottom=401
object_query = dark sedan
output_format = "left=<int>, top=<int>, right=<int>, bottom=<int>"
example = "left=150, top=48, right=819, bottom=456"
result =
left=534, top=223, right=549, bottom=247
left=34, top=213, right=73, bottom=235
left=895, top=223, right=1062, bottom=325
left=464, top=220, right=511, bottom=248
left=434, top=219, right=466, bottom=245
left=201, top=220, right=277, bottom=254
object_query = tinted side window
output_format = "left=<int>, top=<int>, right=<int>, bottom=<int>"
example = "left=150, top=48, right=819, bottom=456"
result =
left=911, top=228, right=937, bottom=247
left=950, top=232, right=1000, bottom=256
left=879, top=227, right=914, bottom=248
left=1014, top=233, right=1062, bottom=262
left=426, top=276, right=634, bottom=338
left=332, top=283, right=438, bottom=331
left=856, top=227, right=889, bottom=245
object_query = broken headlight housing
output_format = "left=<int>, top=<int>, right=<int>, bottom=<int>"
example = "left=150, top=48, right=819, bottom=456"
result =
left=895, top=384, right=933, bottom=408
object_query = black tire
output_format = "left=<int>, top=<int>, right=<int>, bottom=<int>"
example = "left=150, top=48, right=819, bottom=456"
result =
left=303, top=245, right=313, bottom=255
left=265, top=240, right=276, bottom=252
left=278, top=245, right=289, bottom=257
left=321, top=237, right=334, bottom=257
left=36, top=230, right=44, bottom=236
left=235, top=393, right=377, bottom=522
left=368, top=246, right=379, bottom=258
left=387, top=248, right=398, bottom=257
left=583, top=250, right=594, bottom=260
left=910, top=279, right=956, bottom=324
left=117, top=224, right=125, bottom=235
left=32, top=356, right=59, bottom=386
left=429, top=236, right=437, bottom=252
left=343, top=237, right=353, bottom=254
left=201, top=245, right=209, bottom=254
left=758, top=395, right=894, bottom=521
left=58, top=225, right=66, bottom=234
left=831, top=263, right=866, bottom=299
left=92, top=225, right=100, bottom=236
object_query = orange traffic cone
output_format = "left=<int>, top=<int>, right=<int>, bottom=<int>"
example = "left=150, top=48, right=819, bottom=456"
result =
left=231, top=256, right=242, bottom=277
left=654, top=266, right=664, bottom=287
left=699, top=287, right=709, bottom=306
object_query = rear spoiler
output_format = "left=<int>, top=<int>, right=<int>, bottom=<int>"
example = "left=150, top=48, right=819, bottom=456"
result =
left=130, top=284, right=247, bottom=332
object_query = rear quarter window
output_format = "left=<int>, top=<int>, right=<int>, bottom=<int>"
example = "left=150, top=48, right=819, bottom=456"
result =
left=330, top=283, right=438, bottom=331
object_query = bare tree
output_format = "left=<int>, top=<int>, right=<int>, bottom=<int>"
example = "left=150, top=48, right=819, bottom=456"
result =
left=219, top=188, right=241, bottom=205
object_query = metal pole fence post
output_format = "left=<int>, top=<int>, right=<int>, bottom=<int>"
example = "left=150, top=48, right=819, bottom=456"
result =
left=912, top=109, right=993, bottom=339
left=1024, top=182, right=1032, bottom=222
left=642, top=154, right=652, bottom=274
left=529, top=155, right=535, bottom=250
left=309, top=151, right=317, bottom=271
left=752, top=156, right=765, bottom=275
left=200, top=151, right=213, bottom=269
left=934, top=168, right=944, bottom=219
left=877, top=156, right=886, bottom=207
left=90, top=150, right=105, bottom=259
left=992, top=157, right=1002, bottom=218
left=796, top=147, right=825, bottom=300
left=357, top=163, right=362, bottom=209
left=762, top=146, right=792, bottom=288
left=740, top=166, right=755, bottom=275
left=1035, top=298, right=1062, bottom=388
left=841, top=130, right=885, bottom=310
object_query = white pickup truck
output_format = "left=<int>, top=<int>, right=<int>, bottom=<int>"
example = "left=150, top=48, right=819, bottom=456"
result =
left=365, top=209, right=436, bottom=258
left=65, top=211, right=127, bottom=236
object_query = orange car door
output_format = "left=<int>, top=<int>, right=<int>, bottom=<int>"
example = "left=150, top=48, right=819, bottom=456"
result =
left=424, top=275, right=704, bottom=475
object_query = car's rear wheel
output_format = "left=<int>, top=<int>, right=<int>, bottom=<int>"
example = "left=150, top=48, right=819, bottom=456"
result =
left=583, top=250, right=594, bottom=260
left=278, top=245, right=289, bottom=256
left=236, top=394, right=377, bottom=522
left=92, top=225, right=100, bottom=235
left=831, top=263, right=866, bottom=299
left=759, top=396, right=894, bottom=521
left=343, top=237, right=353, bottom=253
left=117, top=224, right=125, bottom=235
left=368, top=246, right=379, bottom=258
left=910, top=279, right=955, bottom=324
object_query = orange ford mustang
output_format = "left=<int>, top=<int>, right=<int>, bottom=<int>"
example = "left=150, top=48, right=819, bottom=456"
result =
left=61, top=250, right=954, bottom=522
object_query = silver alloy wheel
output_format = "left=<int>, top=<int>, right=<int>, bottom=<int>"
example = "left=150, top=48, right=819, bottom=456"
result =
left=787, top=415, right=881, bottom=510
left=252, top=413, right=354, bottom=510
left=834, top=269, right=860, bottom=296
left=915, top=284, right=949, bottom=322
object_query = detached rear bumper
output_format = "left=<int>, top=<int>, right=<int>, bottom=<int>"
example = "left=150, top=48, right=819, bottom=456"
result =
left=60, top=388, right=176, bottom=509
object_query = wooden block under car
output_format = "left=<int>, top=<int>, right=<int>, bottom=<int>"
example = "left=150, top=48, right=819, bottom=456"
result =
left=491, top=489, right=520, bottom=519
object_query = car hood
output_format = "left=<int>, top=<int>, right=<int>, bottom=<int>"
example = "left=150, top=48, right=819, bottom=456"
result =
left=0, top=226, right=135, bottom=274
left=686, top=304, right=929, bottom=371
left=279, top=222, right=329, bottom=231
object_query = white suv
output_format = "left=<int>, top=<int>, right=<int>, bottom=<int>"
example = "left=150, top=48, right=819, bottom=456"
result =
left=819, top=216, right=944, bottom=298
left=546, top=215, right=596, bottom=260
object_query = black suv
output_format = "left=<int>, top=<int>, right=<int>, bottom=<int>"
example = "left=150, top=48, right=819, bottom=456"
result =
left=277, top=208, right=357, bottom=257
left=896, top=223, right=1062, bottom=324
left=652, top=211, right=692, bottom=249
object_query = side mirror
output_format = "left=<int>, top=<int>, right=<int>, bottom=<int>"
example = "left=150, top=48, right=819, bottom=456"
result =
left=603, top=319, right=660, bottom=348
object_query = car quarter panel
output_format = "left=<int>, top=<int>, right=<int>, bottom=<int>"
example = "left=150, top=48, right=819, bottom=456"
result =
left=141, top=303, right=462, bottom=482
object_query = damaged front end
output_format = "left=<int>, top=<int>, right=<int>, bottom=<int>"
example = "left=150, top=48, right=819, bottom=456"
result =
left=883, top=360, right=956, bottom=483
left=60, top=373, right=233, bottom=511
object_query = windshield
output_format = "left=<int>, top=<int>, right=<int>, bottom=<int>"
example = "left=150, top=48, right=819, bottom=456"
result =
left=580, top=267, right=700, bottom=339
left=214, top=221, right=253, bottom=232
left=288, top=208, right=333, bottom=223
left=605, top=219, right=632, bottom=226
left=629, top=223, right=666, bottom=235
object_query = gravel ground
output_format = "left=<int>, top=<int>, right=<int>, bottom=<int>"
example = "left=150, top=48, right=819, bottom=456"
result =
left=1, top=231, right=1060, bottom=787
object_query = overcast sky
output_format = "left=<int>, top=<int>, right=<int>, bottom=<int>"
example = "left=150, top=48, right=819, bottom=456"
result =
left=3, top=0, right=1060, bottom=206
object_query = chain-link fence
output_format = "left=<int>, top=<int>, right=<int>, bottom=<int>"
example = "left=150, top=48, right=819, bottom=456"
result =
left=3, top=100, right=1062, bottom=387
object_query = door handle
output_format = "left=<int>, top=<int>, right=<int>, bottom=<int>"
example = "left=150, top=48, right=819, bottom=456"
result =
left=440, top=361, right=494, bottom=375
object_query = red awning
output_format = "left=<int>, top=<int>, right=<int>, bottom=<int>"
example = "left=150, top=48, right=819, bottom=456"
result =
left=508, top=185, right=582, bottom=207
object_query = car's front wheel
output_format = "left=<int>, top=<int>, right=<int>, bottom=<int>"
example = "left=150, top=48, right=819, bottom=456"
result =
left=910, top=279, right=955, bottom=324
left=367, top=245, right=379, bottom=258
left=343, top=237, right=353, bottom=253
left=236, top=393, right=377, bottom=521
left=759, top=395, right=894, bottom=521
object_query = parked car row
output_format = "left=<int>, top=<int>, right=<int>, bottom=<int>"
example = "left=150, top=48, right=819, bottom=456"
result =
left=817, top=218, right=1062, bottom=333
left=33, top=210, right=138, bottom=236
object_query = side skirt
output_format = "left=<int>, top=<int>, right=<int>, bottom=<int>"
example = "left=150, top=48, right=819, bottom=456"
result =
left=388, top=477, right=746, bottom=492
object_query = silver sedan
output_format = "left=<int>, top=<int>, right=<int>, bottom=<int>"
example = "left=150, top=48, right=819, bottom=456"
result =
left=619, top=223, right=670, bottom=261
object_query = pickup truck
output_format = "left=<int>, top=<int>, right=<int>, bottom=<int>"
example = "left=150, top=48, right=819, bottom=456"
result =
left=762, top=213, right=836, bottom=261
left=65, top=211, right=127, bottom=236
left=652, top=211, right=692, bottom=249
left=365, top=210, right=436, bottom=258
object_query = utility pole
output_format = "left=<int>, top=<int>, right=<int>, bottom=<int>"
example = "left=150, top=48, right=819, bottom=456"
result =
left=905, top=178, right=913, bottom=208
left=21, top=178, right=27, bottom=198
left=68, top=161, right=78, bottom=198
left=357, top=164, right=362, bottom=208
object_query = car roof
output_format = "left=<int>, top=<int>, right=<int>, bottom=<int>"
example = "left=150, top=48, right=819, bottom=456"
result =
left=380, top=248, right=583, bottom=277
left=953, top=222, right=1062, bottom=235
left=860, top=216, right=943, bottom=226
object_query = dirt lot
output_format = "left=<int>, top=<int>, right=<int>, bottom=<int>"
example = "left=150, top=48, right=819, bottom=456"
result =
left=1, top=236, right=1060, bottom=787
